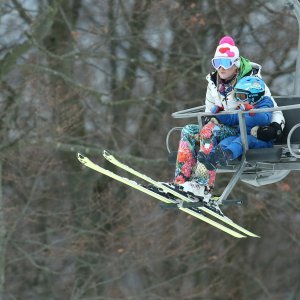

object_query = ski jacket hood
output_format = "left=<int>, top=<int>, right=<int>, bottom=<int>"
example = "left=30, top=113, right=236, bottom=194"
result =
left=237, top=56, right=256, bottom=79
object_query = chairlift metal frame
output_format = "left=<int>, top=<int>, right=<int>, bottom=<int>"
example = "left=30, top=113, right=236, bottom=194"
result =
left=166, top=97, right=300, bottom=204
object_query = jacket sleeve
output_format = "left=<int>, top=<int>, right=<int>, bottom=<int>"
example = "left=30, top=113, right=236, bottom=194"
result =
left=216, top=97, right=274, bottom=128
left=216, top=112, right=239, bottom=126
left=264, top=84, right=285, bottom=129
left=205, top=82, right=216, bottom=112
left=244, top=97, right=274, bottom=128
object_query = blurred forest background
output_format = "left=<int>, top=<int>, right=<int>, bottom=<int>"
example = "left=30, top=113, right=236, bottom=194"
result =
left=0, top=0, right=300, bottom=299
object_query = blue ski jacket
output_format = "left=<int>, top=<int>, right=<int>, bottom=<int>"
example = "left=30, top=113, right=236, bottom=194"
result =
left=216, top=96, right=274, bottom=134
left=215, top=96, right=274, bottom=160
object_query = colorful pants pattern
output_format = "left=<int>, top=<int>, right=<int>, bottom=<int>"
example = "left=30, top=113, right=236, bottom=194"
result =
left=174, top=123, right=238, bottom=187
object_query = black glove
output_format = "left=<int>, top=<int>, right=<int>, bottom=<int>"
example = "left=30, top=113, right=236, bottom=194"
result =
left=256, top=122, right=283, bottom=141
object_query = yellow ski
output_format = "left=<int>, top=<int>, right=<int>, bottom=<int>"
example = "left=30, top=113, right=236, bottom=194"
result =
left=77, top=153, right=250, bottom=238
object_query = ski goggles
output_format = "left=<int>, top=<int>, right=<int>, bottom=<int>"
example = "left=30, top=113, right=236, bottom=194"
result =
left=211, top=58, right=236, bottom=70
left=234, top=91, right=249, bottom=102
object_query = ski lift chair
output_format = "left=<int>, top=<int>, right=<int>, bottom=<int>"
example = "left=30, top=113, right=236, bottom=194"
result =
left=166, top=96, right=300, bottom=204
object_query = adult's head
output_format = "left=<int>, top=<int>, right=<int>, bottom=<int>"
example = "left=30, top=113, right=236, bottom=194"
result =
left=212, top=36, right=240, bottom=80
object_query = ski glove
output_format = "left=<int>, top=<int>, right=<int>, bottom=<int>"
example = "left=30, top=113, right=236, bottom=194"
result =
left=238, top=103, right=255, bottom=116
left=211, top=105, right=224, bottom=114
left=251, top=122, right=283, bottom=141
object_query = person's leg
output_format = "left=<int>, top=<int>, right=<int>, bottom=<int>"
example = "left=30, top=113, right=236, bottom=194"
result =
left=210, top=135, right=274, bottom=171
left=174, top=124, right=200, bottom=184
left=199, top=123, right=238, bottom=155
left=195, top=124, right=238, bottom=188
left=223, top=135, right=273, bottom=161
left=247, top=135, right=273, bottom=150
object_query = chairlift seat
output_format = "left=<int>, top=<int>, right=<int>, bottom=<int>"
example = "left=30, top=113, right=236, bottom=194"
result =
left=275, top=96, right=300, bottom=144
left=245, top=147, right=283, bottom=162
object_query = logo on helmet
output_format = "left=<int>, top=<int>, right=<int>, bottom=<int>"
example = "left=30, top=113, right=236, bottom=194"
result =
left=251, top=82, right=262, bottom=90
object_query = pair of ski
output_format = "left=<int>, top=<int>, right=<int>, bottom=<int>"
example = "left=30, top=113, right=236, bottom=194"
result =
left=77, top=151, right=259, bottom=239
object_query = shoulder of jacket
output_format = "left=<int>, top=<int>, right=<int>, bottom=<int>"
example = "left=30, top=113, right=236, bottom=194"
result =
left=206, top=71, right=217, bottom=84
left=249, top=62, right=262, bottom=77
left=259, top=96, right=274, bottom=107
left=250, top=62, right=262, bottom=70
left=261, top=95, right=273, bottom=101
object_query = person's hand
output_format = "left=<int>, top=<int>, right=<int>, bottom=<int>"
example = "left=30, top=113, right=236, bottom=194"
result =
left=208, top=117, right=219, bottom=124
left=238, top=102, right=255, bottom=116
left=251, top=122, right=283, bottom=141
left=211, top=105, right=224, bottom=114
left=250, top=126, right=259, bottom=137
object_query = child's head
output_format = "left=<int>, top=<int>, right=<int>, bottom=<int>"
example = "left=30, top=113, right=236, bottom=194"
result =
left=234, top=76, right=265, bottom=105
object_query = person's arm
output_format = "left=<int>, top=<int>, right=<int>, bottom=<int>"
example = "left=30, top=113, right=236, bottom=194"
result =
left=203, top=80, right=225, bottom=124
left=252, top=85, right=284, bottom=141
left=244, top=107, right=272, bottom=127
left=205, top=82, right=217, bottom=113
left=251, top=122, right=283, bottom=141
left=217, top=97, right=273, bottom=128
left=216, top=113, right=238, bottom=126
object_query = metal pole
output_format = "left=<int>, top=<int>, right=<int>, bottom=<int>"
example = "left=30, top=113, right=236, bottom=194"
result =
left=288, top=0, right=300, bottom=95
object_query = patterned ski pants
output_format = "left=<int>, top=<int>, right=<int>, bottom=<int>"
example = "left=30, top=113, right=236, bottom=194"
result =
left=174, top=123, right=238, bottom=187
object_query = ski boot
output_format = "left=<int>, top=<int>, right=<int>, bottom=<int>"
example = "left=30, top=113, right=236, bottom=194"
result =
left=211, top=146, right=233, bottom=167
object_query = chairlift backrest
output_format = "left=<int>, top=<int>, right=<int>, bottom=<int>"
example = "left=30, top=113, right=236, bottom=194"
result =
left=275, top=96, right=300, bottom=144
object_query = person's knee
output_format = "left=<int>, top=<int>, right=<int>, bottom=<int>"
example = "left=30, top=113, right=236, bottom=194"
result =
left=182, top=124, right=199, bottom=136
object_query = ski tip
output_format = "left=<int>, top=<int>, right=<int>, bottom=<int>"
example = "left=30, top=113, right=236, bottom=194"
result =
left=237, top=226, right=260, bottom=238
left=240, top=231, right=260, bottom=238
left=251, top=234, right=261, bottom=238
left=103, top=150, right=112, bottom=158
left=77, top=153, right=89, bottom=165
left=77, top=152, right=85, bottom=160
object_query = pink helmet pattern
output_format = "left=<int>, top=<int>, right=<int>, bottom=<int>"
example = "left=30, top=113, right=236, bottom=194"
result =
left=214, top=36, right=240, bottom=67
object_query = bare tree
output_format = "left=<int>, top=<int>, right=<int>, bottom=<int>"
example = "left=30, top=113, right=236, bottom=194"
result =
left=0, top=0, right=299, bottom=299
